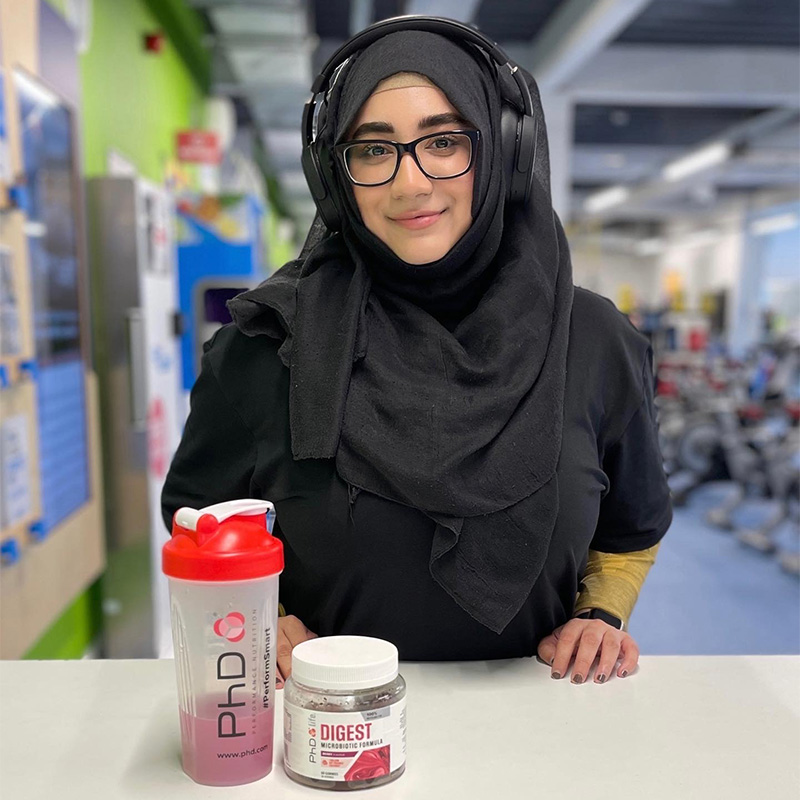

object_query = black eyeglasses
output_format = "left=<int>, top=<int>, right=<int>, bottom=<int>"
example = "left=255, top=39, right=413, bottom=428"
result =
left=335, top=130, right=480, bottom=187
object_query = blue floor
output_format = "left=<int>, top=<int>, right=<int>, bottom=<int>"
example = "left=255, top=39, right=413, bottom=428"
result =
left=628, top=484, right=800, bottom=655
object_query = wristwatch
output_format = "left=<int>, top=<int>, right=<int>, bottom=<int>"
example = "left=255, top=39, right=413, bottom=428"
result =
left=575, top=608, right=625, bottom=630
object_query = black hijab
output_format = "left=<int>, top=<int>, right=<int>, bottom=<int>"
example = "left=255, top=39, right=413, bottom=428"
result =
left=229, top=30, right=575, bottom=634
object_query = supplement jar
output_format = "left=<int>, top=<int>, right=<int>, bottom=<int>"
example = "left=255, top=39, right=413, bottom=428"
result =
left=283, top=636, right=406, bottom=790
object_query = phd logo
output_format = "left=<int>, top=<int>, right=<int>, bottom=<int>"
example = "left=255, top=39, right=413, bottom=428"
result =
left=213, top=612, right=246, bottom=643
left=307, top=713, right=318, bottom=764
left=213, top=611, right=248, bottom=740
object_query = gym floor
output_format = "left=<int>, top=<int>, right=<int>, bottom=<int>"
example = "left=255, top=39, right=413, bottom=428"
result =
left=630, top=484, right=800, bottom=655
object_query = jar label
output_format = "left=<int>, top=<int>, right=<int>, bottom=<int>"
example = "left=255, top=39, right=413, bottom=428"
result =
left=284, top=698, right=406, bottom=782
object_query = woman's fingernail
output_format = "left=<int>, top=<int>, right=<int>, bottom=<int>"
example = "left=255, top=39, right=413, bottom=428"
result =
left=596, top=674, right=606, bottom=684
left=551, top=671, right=561, bottom=680
left=621, top=670, right=629, bottom=678
left=549, top=657, right=554, bottom=666
left=572, top=674, right=584, bottom=685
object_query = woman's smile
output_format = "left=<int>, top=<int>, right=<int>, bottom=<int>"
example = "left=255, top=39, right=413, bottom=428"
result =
left=389, top=209, right=446, bottom=230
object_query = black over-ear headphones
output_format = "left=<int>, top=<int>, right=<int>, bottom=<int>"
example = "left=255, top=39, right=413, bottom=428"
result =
left=301, top=15, right=538, bottom=232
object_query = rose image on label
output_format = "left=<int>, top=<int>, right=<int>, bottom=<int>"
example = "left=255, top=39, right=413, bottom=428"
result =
left=344, top=746, right=391, bottom=782
left=213, top=612, right=245, bottom=642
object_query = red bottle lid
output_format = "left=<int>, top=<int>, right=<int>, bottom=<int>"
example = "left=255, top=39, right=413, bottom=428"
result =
left=163, top=500, right=284, bottom=582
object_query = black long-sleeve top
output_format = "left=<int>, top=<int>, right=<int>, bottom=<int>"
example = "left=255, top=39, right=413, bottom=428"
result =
left=162, top=287, right=672, bottom=660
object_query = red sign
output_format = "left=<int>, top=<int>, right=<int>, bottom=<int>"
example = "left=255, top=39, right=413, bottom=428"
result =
left=176, top=130, right=221, bottom=164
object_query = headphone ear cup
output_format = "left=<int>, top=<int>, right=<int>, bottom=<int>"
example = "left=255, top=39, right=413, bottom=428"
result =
left=514, top=114, right=538, bottom=206
left=301, top=139, right=342, bottom=232
left=500, top=103, right=537, bottom=205
left=317, top=142, right=343, bottom=231
left=500, top=103, right=519, bottom=204
left=301, top=96, right=344, bottom=231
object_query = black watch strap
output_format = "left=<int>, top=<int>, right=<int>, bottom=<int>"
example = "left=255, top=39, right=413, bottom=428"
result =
left=575, top=608, right=624, bottom=630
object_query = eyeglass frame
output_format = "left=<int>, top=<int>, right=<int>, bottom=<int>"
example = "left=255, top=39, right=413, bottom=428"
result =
left=334, top=129, right=481, bottom=187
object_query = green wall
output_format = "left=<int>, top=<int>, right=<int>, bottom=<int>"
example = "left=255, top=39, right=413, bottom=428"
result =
left=27, top=0, right=208, bottom=659
left=24, top=582, right=104, bottom=659
left=79, top=0, right=206, bottom=182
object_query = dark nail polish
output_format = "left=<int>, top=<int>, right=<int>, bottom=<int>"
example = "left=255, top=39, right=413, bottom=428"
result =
left=572, top=674, right=584, bottom=684
left=596, top=674, right=606, bottom=684
left=551, top=671, right=561, bottom=680
left=621, top=670, right=629, bottom=678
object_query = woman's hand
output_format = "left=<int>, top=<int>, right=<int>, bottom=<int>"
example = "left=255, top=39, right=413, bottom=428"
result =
left=537, top=617, right=639, bottom=684
left=276, top=615, right=318, bottom=688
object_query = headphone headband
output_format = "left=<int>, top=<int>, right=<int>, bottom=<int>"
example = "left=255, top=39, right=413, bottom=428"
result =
left=311, top=14, right=533, bottom=115
left=309, top=15, right=533, bottom=118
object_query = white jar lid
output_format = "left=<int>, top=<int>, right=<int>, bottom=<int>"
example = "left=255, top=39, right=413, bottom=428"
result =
left=291, top=636, right=399, bottom=691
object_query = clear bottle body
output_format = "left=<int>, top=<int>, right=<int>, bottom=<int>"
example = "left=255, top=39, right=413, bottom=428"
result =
left=168, top=576, right=280, bottom=786
left=283, top=674, right=407, bottom=790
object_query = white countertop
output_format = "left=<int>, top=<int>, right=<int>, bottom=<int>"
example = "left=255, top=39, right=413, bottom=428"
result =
left=1, top=657, right=798, bottom=799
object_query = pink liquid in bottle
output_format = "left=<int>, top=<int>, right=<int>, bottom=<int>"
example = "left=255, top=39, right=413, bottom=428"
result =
left=179, top=695, right=275, bottom=786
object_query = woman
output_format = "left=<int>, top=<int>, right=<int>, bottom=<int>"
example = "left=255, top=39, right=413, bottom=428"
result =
left=162, top=24, right=672, bottom=686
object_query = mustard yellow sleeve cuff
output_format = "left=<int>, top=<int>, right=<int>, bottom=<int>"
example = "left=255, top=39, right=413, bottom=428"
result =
left=574, top=542, right=661, bottom=626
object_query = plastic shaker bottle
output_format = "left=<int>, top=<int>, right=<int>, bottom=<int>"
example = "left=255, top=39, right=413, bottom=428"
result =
left=162, top=499, right=284, bottom=786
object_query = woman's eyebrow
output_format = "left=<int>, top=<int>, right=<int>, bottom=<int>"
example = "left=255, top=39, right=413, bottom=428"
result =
left=418, top=112, right=472, bottom=129
left=351, top=121, right=394, bottom=139
left=350, top=112, right=473, bottom=140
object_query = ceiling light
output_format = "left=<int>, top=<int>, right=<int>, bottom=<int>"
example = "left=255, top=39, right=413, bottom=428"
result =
left=584, top=186, right=630, bottom=214
left=662, top=141, right=731, bottom=182
left=750, top=213, right=799, bottom=237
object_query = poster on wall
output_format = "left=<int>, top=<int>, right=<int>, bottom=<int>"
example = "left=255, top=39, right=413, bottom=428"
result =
left=0, top=246, right=22, bottom=356
left=0, top=415, right=32, bottom=529
left=0, top=68, right=10, bottom=185
left=14, top=68, right=89, bottom=534
left=16, top=70, right=82, bottom=359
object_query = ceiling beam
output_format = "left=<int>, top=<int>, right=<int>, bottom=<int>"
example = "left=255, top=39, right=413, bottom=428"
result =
left=404, top=0, right=481, bottom=22
left=566, top=45, right=800, bottom=108
left=350, top=0, right=372, bottom=35
left=529, top=0, right=654, bottom=91
left=576, top=108, right=800, bottom=222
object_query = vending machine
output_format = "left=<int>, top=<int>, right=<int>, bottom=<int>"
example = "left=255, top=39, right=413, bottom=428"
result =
left=85, top=177, right=183, bottom=658
left=175, top=193, right=267, bottom=408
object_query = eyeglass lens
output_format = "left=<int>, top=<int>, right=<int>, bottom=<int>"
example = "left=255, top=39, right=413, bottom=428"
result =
left=344, top=133, right=473, bottom=185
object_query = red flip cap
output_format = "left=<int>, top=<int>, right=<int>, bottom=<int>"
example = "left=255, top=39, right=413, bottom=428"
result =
left=163, top=499, right=284, bottom=581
